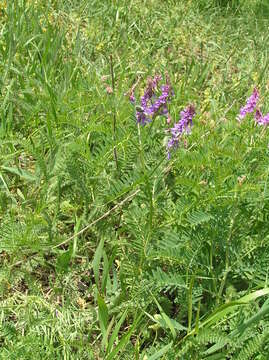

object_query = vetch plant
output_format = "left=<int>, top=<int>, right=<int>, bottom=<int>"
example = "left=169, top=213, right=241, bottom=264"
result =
left=255, top=108, right=269, bottom=125
left=238, top=86, right=269, bottom=127
left=128, top=75, right=198, bottom=160
left=237, top=87, right=259, bottom=121
left=129, top=74, right=174, bottom=125
left=167, top=105, right=196, bottom=159
left=2, top=0, right=269, bottom=357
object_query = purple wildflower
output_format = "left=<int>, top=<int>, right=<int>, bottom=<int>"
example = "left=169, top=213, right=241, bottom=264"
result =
left=263, top=113, right=269, bottom=125
left=152, top=74, right=162, bottom=88
left=167, top=137, right=177, bottom=160
left=131, top=74, right=174, bottom=124
left=238, top=87, right=259, bottom=121
left=255, top=109, right=269, bottom=126
left=129, top=92, right=136, bottom=104
left=140, top=75, right=162, bottom=115
left=178, top=105, right=196, bottom=133
left=136, top=109, right=150, bottom=125
left=161, top=105, right=169, bottom=116
left=140, top=75, right=161, bottom=112
left=255, top=109, right=264, bottom=125
left=145, top=84, right=173, bottom=116
left=167, top=105, right=196, bottom=159
left=125, top=77, right=140, bottom=104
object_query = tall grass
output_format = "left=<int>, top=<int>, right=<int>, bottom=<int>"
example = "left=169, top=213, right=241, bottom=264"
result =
left=1, top=0, right=269, bottom=358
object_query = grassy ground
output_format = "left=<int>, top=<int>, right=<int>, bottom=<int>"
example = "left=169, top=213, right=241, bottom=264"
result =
left=1, top=0, right=269, bottom=358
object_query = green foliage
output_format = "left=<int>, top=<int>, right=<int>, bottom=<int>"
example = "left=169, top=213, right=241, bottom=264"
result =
left=1, top=0, right=269, bottom=358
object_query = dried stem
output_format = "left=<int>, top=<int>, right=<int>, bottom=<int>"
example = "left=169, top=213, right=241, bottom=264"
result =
left=53, top=189, right=140, bottom=249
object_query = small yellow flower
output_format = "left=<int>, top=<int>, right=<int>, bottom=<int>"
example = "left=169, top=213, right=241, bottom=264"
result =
left=252, top=72, right=258, bottom=83
left=77, top=297, right=86, bottom=309
left=96, top=42, right=104, bottom=52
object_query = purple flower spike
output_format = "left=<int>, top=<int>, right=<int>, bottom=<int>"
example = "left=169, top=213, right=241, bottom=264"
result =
left=140, top=76, right=161, bottom=112
left=179, top=105, right=196, bottom=131
left=238, top=87, right=259, bottom=121
left=152, top=74, right=162, bottom=88
left=167, top=105, right=196, bottom=159
left=145, top=84, right=173, bottom=116
left=129, top=74, right=174, bottom=125
left=134, top=74, right=174, bottom=124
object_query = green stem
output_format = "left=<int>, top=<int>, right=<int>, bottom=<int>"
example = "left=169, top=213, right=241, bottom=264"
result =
left=137, top=122, right=146, bottom=173
left=110, top=54, right=119, bottom=174
left=188, top=276, right=195, bottom=334
left=137, top=122, right=154, bottom=267
left=210, top=238, right=217, bottom=295
left=217, top=213, right=236, bottom=304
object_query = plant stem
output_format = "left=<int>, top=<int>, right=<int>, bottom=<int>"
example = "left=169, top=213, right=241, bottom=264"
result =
left=137, top=121, right=153, bottom=231
left=217, top=211, right=236, bottom=304
left=137, top=122, right=146, bottom=172
left=188, top=276, right=195, bottom=334
left=110, top=54, right=119, bottom=174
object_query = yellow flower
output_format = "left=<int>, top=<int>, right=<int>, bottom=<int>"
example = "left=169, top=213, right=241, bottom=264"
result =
left=96, top=42, right=104, bottom=52
left=252, top=72, right=258, bottom=83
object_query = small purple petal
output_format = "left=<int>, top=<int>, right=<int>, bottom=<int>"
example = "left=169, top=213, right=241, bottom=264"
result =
left=136, top=110, right=150, bottom=125
left=255, top=109, right=264, bottom=124
left=130, top=93, right=136, bottom=103
left=254, top=109, right=269, bottom=126
left=263, top=113, right=269, bottom=125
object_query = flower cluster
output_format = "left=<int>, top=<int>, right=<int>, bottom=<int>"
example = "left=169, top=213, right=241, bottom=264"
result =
left=127, top=75, right=197, bottom=158
left=167, top=105, right=196, bottom=159
left=127, top=76, right=269, bottom=161
left=129, top=75, right=174, bottom=125
left=238, top=87, right=259, bottom=121
left=238, top=87, right=269, bottom=126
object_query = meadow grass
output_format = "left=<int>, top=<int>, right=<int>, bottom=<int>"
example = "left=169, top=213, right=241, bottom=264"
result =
left=1, top=0, right=269, bottom=358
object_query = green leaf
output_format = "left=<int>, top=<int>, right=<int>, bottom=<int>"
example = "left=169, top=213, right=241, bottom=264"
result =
left=200, top=289, right=269, bottom=332
left=56, top=250, right=72, bottom=273
left=2, top=166, right=36, bottom=182
left=107, top=309, right=128, bottom=354
left=97, top=293, right=109, bottom=339
left=147, top=342, right=173, bottom=360
left=187, top=210, right=213, bottom=227
left=203, top=288, right=269, bottom=356
left=92, top=237, right=105, bottom=289
left=147, top=313, right=186, bottom=332
left=152, top=295, right=177, bottom=339
left=106, top=314, right=141, bottom=360
left=101, top=317, right=115, bottom=353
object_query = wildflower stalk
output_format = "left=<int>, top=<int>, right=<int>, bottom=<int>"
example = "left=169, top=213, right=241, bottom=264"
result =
left=110, top=54, right=119, bottom=174
left=188, top=275, right=195, bottom=334
left=217, top=219, right=233, bottom=304
left=210, top=238, right=217, bottom=295
left=137, top=121, right=153, bottom=270
left=137, top=120, right=153, bottom=234
left=217, top=192, right=238, bottom=304
left=137, top=122, right=146, bottom=173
